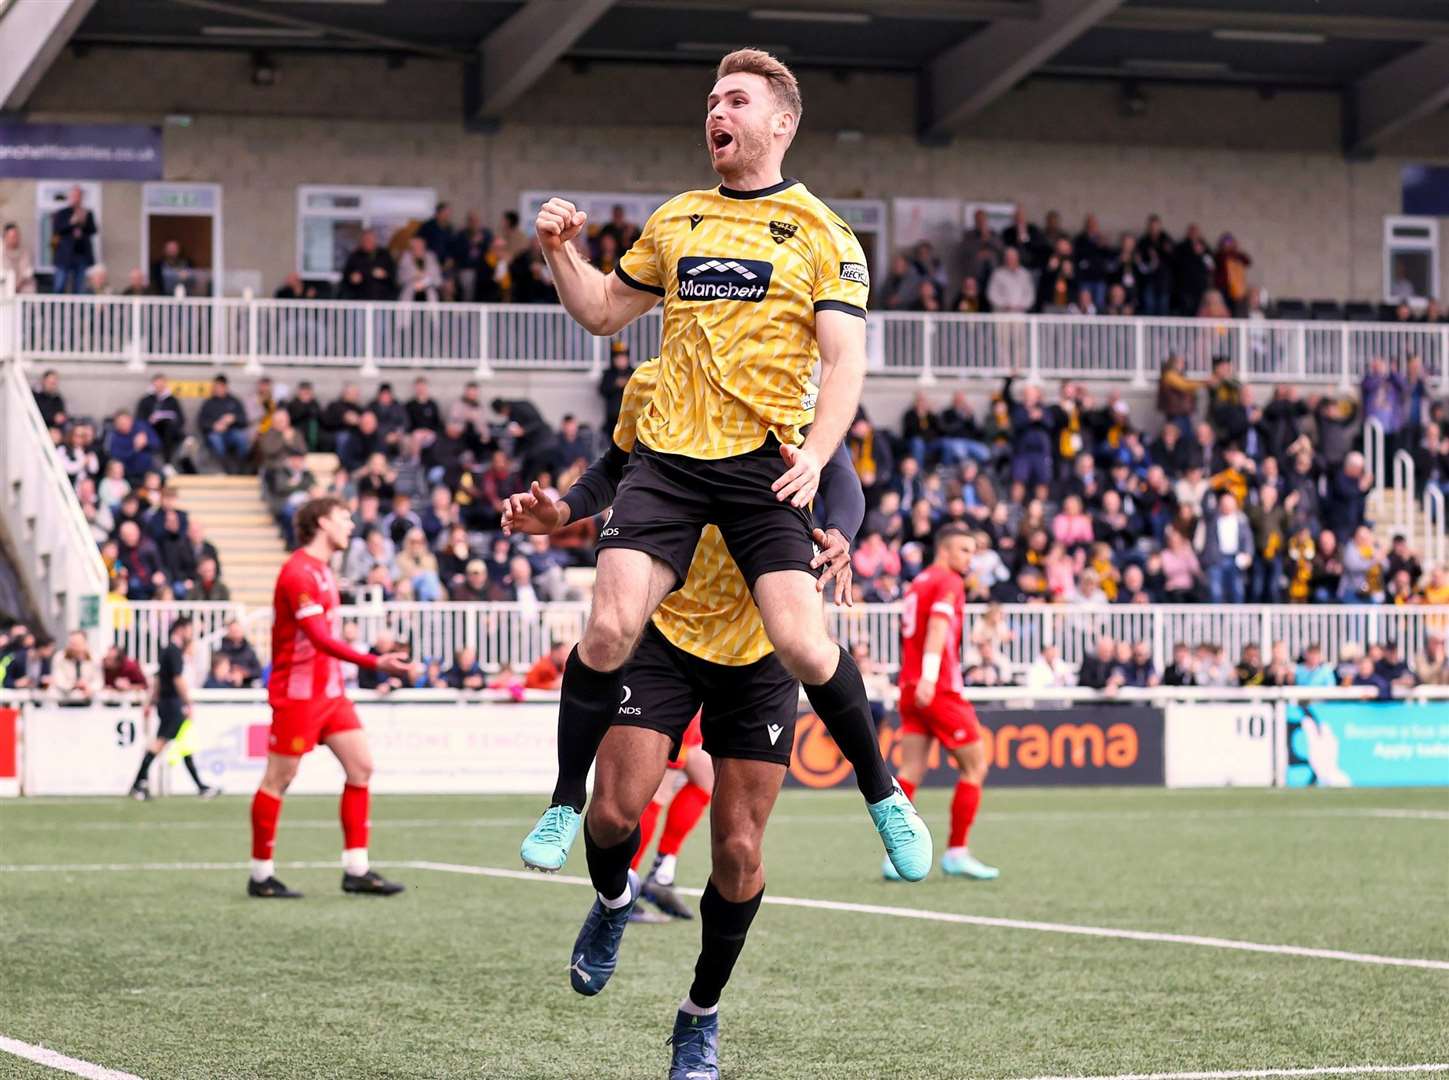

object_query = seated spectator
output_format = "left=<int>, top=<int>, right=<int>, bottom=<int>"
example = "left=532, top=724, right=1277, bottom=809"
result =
left=1162, top=642, right=1195, bottom=686
left=106, top=411, right=161, bottom=482
left=1025, top=643, right=1074, bottom=690
left=406, top=377, right=442, bottom=434
left=441, top=646, right=486, bottom=691
left=345, top=528, right=397, bottom=588
left=1264, top=640, right=1296, bottom=686
left=1077, top=636, right=1117, bottom=690
left=204, top=654, right=239, bottom=688
left=1235, top=643, right=1264, bottom=687
left=136, top=373, right=186, bottom=463
left=1294, top=643, right=1336, bottom=686
left=256, top=408, right=306, bottom=467
left=525, top=640, right=570, bottom=691
left=98, top=459, right=131, bottom=513
left=1114, top=641, right=1158, bottom=688
left=102, top=646, right=147, bottom=691
left=1052, top=495, right=1094, bottom=550
left=264, top=450, right=317, bottom=544
left=450, top=558, right=490, bottom=602
left=197, top=374, right=250, bottom=474
left=216, top=621, right=262, bottom=687
left=321, top=384, right=364, bottom=453
left=396, top=528, right=444, bottom=602
left=115, top=520, right=166, bottom=600
left=1347, top=654, right=1391, bottom=700
left=50, top=631, right=101, bottom=703
left=1416, top=632, right=1448, bottom=685
left=32, top=369, right=67, bottom=431
left=358, top=629, right=408, bottom=693
left=184, top=557, right=226, bottom=603
left=1193, top=644, right=1233, bottom=687
left=1376, top=641, right=1417, bottom=694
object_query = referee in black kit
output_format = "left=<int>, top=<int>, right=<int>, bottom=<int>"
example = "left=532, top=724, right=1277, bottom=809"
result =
left=129, top=617, right=220, bottom=801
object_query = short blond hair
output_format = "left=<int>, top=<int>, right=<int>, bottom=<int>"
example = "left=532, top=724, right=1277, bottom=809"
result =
left=716, top=48, right=802, bottom=122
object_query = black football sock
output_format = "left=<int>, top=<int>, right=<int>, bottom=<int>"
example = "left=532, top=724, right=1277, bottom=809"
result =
left=550, top=646, right=624, bottom=813
left=687, top=878, right=764, bottom=1009
left=131, top=751, right=157, bottom=789
left=802, top=646, right=895, bottom=804
left=584, top=818, right=640, bottom=904
left=182, top=755, right=205, bottom=790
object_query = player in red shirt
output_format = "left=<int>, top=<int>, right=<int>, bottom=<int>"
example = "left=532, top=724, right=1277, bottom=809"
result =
left=890, top=523, right=999, bottom=881
left=248, top=495, right=416, bottom=899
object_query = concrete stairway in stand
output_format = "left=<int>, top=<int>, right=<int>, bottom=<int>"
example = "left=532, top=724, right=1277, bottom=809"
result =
left=1371, top=486, right=1442, bottom=562
left=169, top=474, right=285, bottom=609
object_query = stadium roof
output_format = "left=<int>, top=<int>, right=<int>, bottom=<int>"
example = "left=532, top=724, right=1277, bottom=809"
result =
left=7, top=0, right=1449, bottom=150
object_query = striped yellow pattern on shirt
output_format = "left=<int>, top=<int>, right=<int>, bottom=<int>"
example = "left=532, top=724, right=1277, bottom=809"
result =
left=617, top=180, right=868, bottom=460
left=613, top=361, right=771, bottom=666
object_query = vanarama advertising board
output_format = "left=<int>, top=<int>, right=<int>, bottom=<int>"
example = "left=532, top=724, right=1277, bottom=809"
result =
left=786, top=706, right=1164, bottom=788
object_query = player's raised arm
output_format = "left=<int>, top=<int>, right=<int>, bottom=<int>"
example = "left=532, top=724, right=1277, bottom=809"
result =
left=536, top=198, right=658, bottom=336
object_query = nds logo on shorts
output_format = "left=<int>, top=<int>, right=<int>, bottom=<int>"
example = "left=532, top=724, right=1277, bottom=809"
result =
left=677, top=257, right=773, bottom=302
left=617, top=684, right=642, bottom=716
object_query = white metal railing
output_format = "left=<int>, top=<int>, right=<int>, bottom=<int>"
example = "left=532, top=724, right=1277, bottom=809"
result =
left=1364, top=418, right=1386, bottom=498
left=1393, top=450, right=1416, bottom=540
left=1426, top=486, right=1447, bottom=570
left=107, top=601, right=1449, bottom=679
left=15, top=293, right=1449, bottom=385
left=0, top=345, right=109, bottom=638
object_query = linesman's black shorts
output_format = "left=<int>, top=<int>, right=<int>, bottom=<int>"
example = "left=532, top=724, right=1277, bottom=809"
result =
left=614, top=623, right=798, bottom=767
left=156, top=700, right=186, bottom=741
left=596, top=437, right=816, bottom=592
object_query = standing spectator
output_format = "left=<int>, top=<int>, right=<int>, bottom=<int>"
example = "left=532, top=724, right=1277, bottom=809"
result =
left=1247, top=484, right=1289, bottom=603
left=1340, top=525, right=1385, bottom=603
left=1172, top=224, right=1214, bottom=316
left=1324, top=452, right=1372, bottom=541
left=451, top=211, right=492, bottom=302
left=961, top=209, right=1002, bottom=292
left=597, top=205, right=641, bottom=253
left=51, top=186, right=97, bottom=294
left=1261, top=385, right=1308, bottom=462
left=1073, top=214, right=1111, bottom=308
left=900, top=393, right=942, bottom=466
left=1314, top=394, right=1361, bottom=472
left=1137, top=214, right=1174, bottom=316
left=136, top=373, right=185, bottom=464
left=986, top=247, right=1034, bottom=313
left=417, top=202, right=456, bottom=268
left=1156, top=353, right=1201, bottom=436
left=1107, top=234, right=1143, bottom=310
left=102, top=646, right=148, bottom=691
left=340, top=229, right=396, bottom=301
left=525, top=640, right=570, bottom=691
left=33, top=369, right=67, bottom=430
left=497, top=210, right=529, bottom=259
left=883, top=254, right=923, bottom=310
left=50, top=631, right=101, bottom=704
left=197, top=374, right=250, bottom=473
left=150, top=239, right=195, bottom=296
left=492, top=397, right=555, bottom=480
left=1213, top=233, right=1253, bottom=316
left=398, top=234, right=442, bottom=302
left=1000, top=206, right=1043, bottom=270
left=2, top=222, right=36, bottom=293
left=216, top=621, right=262, bottom=686
left=1361, top=357, right=1407, bottom=458
left=1036, top=236, right=1075, bottom=311
left=1196, top=491, right=1251, bottom=604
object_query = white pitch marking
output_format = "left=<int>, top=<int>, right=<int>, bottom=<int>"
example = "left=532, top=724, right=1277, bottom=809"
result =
left=0, top=1034, right=144, bottom=1080
left=5, top=859, right=1447, bottom=973
left=1011, top=1065, right=1449, bottom=1080
left=406, top=861, right=1449, bottom=972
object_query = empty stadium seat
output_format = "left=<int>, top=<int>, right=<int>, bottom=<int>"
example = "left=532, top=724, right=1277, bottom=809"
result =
left=1272, top=298, right=1308, bottom=319
left=1309, top=299, right=1343, bottom=320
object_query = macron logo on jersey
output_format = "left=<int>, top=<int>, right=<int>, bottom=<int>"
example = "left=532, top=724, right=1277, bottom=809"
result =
left=677, top=256, right=772, bottom=302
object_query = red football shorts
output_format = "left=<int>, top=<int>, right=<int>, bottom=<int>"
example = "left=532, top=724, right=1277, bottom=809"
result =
left=668, top=712, right=705, bottom=771
left=897, top=687, right=982, bottom=750
left=268, top=697, right=363, bottom=757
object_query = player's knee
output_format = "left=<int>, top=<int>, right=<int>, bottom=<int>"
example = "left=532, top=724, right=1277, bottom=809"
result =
left=581, top=609, right=641, bottom=671
left=774, top=637, right=837, bottom=686
left=586, top=800, right=637, bottom=848
left=346, top=760, right=373, bottom=786
left=712, top=830, right=763, bottom=886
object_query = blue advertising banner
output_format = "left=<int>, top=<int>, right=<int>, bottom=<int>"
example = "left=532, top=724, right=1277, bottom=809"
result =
left=0, top=123, right=162, bottom=180
left=1285, top=702, right=1449, bottom=788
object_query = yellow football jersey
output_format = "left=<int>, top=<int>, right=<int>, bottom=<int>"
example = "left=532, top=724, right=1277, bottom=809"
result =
left=616, top=180, right=868, bottom=460
left=613, top=361, right=771, bottom=666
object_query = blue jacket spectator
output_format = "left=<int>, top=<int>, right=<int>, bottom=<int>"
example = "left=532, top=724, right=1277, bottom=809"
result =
left=105, top=412, right=161, bottom=481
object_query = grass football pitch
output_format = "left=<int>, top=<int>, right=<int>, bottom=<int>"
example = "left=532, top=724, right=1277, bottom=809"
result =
left=1, top=786, right=1446, bottom=1080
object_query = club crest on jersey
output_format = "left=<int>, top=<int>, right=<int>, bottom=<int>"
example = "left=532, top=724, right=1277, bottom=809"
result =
left=677, top=257, right=772, bottom=302
left=769, top=220, right=799, bottom=244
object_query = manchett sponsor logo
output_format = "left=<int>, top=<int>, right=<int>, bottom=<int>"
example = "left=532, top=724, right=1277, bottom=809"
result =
left=677, top=256, right=773, bottom=302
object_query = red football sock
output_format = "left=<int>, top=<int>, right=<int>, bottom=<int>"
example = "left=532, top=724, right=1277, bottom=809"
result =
left=251, top=789, right=282, bottom=860
left=659, top=782, right=710, bottom=856
left=897, top=777, right=917, bottom=802
left=340, top=783, right=370, bottom=851
left=949, top=780, right=981, bottom=848
left=632, top=801, right=662, bottom=871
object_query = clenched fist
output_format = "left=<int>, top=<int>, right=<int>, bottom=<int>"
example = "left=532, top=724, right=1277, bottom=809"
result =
left=535, top=198, right=587, bottom=253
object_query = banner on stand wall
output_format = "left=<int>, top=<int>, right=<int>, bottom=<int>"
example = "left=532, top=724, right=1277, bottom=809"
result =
left=1283, top=701, right=1449, bottom=788
left=1165, top=703, right=1276, bottom=788
left=787, top=705, right=1164, bottom=789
